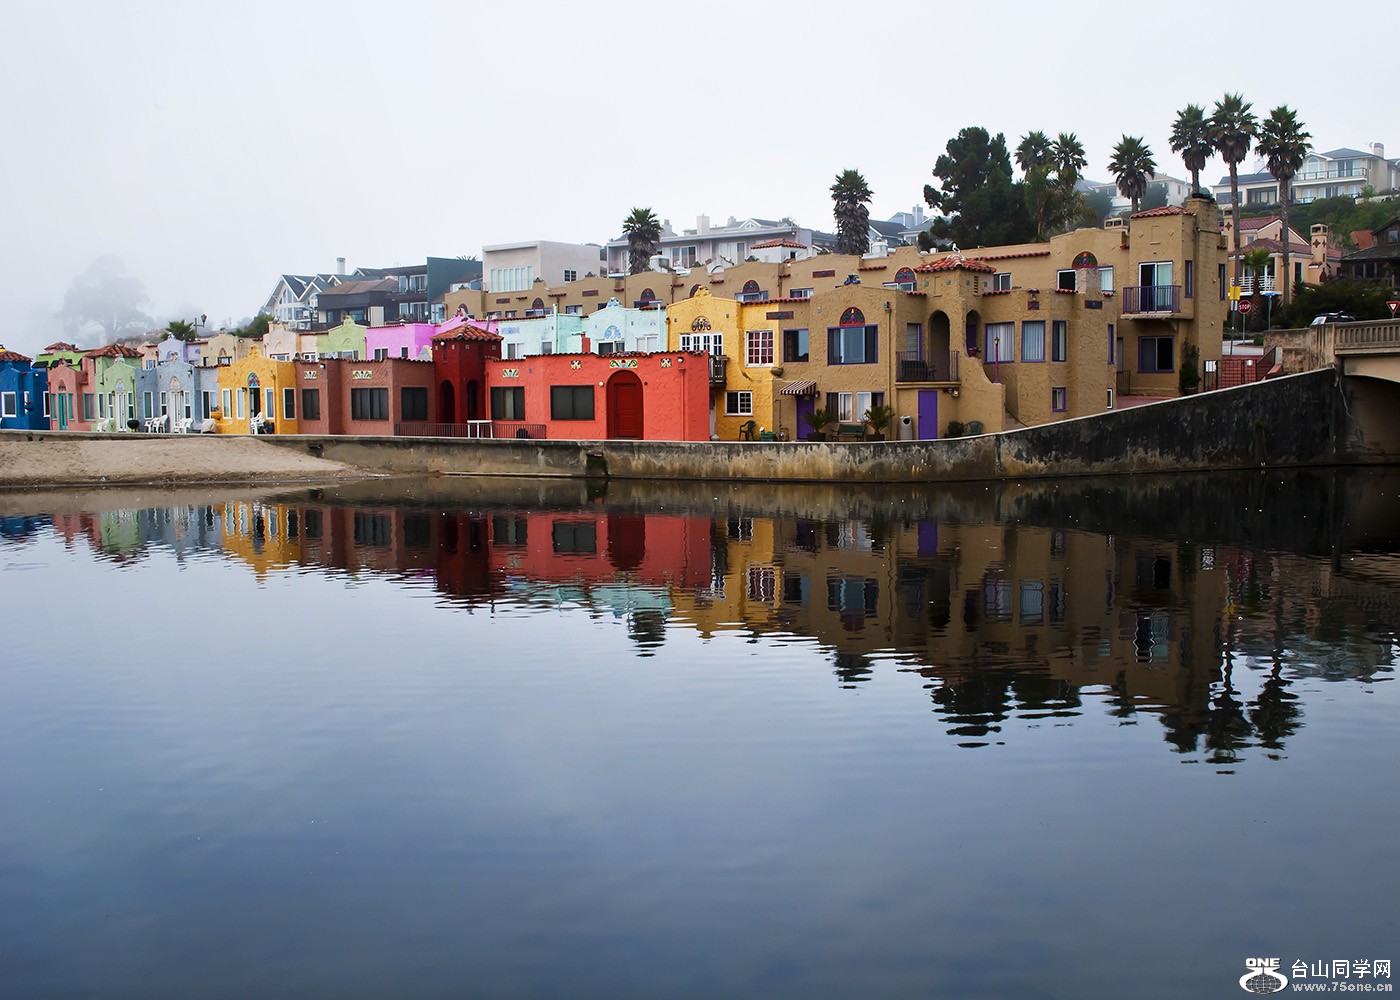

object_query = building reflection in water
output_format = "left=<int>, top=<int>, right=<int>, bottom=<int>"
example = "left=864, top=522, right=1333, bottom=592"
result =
left=24, top=470, right=1398, bottom=757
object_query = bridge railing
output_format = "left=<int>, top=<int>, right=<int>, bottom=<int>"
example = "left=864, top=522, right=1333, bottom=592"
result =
left=1333, top=320, right=1400, bottom=353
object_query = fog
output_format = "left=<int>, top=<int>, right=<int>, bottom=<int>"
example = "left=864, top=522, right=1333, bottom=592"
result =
left=0, top=0, right=1380, bottom=356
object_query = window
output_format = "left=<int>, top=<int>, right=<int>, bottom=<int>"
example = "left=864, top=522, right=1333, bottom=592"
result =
left=670, top=246, right=698, bottom=266
left=374, top=348, right=389, bottom=361
left=42, top=392, right=50, bottom=417
left=1106, top=388, right=1115, bottom=409
left=221, top=389, right=232, bottom=417
left=283, top=387, right=296, bottom=420
left=1056, top=269, right=1076, bottom=292
left=354, top=513, right=392, bottom=547
left=301, top=389, right=321, bottom=420
left=540, top=341, right=554, bottom=355
left=493, top=515, right=528, bottom=546
left=351, top=387, right=389, bottom=420
left=491, top=386, right=525, bottom=420
left=265, top=388, right=275, bottom=421
left=1052, top=387, right=1067, bottom=412
left=1138, top=336, right=1174, bottom=373
left=563, top=269, right=578, bottom=283
left=725, top=390, right=753, bottom=415
left=826, top=391, right=883, bottom=422
left=1051, top=321, right=1067, bottom=362
left=159, top=391, right=168, bottom=415
left=596, top=341, right=621, bottom=356
left=97, top=394, right=106, bottom=418
left=201, top=391, right=216, bottom=419
left=1021, top=321, right=1046, bottom=362
left=1184, top=260, right=1195, bottom=298
left=827, top=324, right=879, bottom=364
left=143, top=391, right=153, bottom=418
left=746, top=329, right=773, bottom=366
left=505, top=343, right=523, bottom=360
left=984, top=322, right=1015, bottom=362
left=789, top=287, right=813, bottom=299
left=1098, top=266, right=1114, bottom=293
left=552, top=520, right=597, bottom=554
left=1107, top=324, right=1115, bottom=366
left=551, top=385, right=594, bottom=420
left=401, top=387, right=427, bottom=421
left=564, top=304, right=582, bottom=315
left=991, top=272, right=1011, bottom=292
left=236, top=390, right=246, bottom=419
left=82, top=394, right=95, bottom=420
left=783, top=328, right=809, bottom=363
left=738, top=280, right=767, bottom=302
left=1219, top=263, right=1228, bottom=299
left=0, top=393, right=14, bottom=418
left=400, top=347, right=409, bottom=359
left=680, top=332, right=722, bottom=355
left=635, top=335, right=658, bottom=352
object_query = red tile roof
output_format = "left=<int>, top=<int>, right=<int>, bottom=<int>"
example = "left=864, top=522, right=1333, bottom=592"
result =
left=979, top=250, right=1051, bottom=260
left=858, top=263, right=888, bottom=271
left=432, top=322, right=501, bottom=342
left=1238, top=216, right=1279, bottom=231
left=85, top=343, right=144, bottom=359
left=750, top=239, right=810, bottom=249
left=44, top=341, right=80, bottom=352
left=1131, top=206, right=1186, bottom=219
left=0, top=349, right=33, bottom=363
left=916, top=255, right=997, bottom=274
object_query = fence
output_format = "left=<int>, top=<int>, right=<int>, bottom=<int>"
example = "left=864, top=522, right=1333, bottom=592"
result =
left=393, top=421, right=547, bottom=439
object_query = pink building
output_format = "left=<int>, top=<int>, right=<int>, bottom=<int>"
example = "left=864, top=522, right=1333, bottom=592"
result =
left=365, top=322, right=438, bottom=362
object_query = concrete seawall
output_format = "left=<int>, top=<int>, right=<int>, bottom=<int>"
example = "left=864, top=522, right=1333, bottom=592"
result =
left=262, top=368, right=1398, bottom=482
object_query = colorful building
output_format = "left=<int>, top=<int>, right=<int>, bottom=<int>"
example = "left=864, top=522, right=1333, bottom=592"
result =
left=580, top=298, right=665, bottom=354
left=213, top=348, right=298, bottom=434
left=484, top=351, right=709, bottom=440
left=294, top=357, right=437, bottom=435
left=430, top=319, right=502, bottom=426
left=44, top=360, right=84, bottom=430
left=365, top=322, right=439, bottom=362
left=0, top=349, right=48, bottom=430
left=318, top=319, right=369, bottom=361
left=86, top=343, right=144, bottom=431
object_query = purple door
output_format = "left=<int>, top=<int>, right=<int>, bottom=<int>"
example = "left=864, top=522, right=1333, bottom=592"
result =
left=796, top=397, right=815, bottom=438
left=917, top=390, right=939, bottom=440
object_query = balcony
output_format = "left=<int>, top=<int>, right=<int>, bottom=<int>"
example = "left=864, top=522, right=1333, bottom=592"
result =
left=896, top=350, right=959, bottom=383
left=1121, top=285, right=1181, bottom=315
left=709, top=355, right=728, bottom=385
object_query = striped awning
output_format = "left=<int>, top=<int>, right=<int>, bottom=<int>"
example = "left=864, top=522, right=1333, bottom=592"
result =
left=779, top=380, right=818, bottom=396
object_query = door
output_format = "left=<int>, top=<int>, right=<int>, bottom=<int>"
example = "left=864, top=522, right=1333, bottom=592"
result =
left=918, top=389, right=939, bottom=440
left=56, top=392, right=68, bottom=430
left=608, top=372, right=643, bottom=439
left=1139, top=261, right=1173, bottom=311
left=796, top=397, right=815, bottom=439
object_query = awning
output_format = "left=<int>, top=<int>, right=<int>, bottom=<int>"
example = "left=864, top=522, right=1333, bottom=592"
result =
left=779, top=380, right=818, bottom=396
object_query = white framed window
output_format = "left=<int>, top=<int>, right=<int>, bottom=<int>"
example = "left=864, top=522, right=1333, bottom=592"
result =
left=725, top=390, right=753, bottom=415
left=563, top=269, right=578, bottom=283
left=745, top=329, right=774, bottom=366
left=1099, top=266, right=1113, bottom=292
left=597, top=342, right=621, bottom=356
left=505, top=343, right=523, bottom=360
left=222, top=389, right=232, bottom=416
left=540, top=341, right=554, bottom=354
left=236, top=389, right=246, bottom=419
left=990, top=272, right=1011, bottom=292
left=143, top=391, right=154, bottom=417
left=42, top=391, right=50, bottom=417
left=1106, top=388, right=1115, bottom=409
left=374, top=348, right=389, bottom=361
left=564, top=304, right=582, bottom=315
left=789, top=287, right=813, bottom=299
left=1, top=392, right=15, bottom=418
left=400, top=347, right=409, bottom=359
left=160, top=391, right=168, bottom=415
left=1056, top=269, right=1077, bottom=292
left=265, top=388, right=276, bottom=420
left=635, top=334, right=658, bottom=352
left=1052, top=387, right=1067, bottom=412
left=680, top=333, right=723, bottom=355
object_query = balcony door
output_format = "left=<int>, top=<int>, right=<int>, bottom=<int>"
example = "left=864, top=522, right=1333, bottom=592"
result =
left=1139, top=262, right=1173, bottom=311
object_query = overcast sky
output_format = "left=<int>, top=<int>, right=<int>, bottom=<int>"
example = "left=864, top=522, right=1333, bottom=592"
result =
left=0, top=0, right=1383, bottom=356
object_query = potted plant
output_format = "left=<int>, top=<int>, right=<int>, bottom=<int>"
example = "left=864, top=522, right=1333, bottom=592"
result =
left=864, top=403, right=895, bottom=441
left=806, top=407, right=834, bottom=442
left=1179, top=344, right=1201, bottom=396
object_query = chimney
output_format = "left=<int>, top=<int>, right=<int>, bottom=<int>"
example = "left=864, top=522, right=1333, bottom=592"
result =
left=336, top=256, right=346, bottom=275
left=913, top=204, right=925, bottom=226
left=1372, top=142, right=1385, bottom=159
left=697, top=214, right=710, bottom=234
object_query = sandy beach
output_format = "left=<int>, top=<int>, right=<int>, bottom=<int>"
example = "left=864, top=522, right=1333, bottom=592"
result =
left=0, top=432, right=366, bottom=489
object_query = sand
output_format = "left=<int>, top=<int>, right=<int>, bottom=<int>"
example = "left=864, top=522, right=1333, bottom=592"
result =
left=0, top=432, right=367, bottom=489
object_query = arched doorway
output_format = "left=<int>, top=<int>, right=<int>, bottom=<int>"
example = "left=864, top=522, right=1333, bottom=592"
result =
left=465, top=379, right=480, bottom=421
left=607, top=514, right=646, bottom=571
left=965, top=310, right=981, bottom=356
left=929, top=311, right=952, bottom=380
left=439, top=380, right=455, bottom=424
left=606, top=371, right=643, bottom=439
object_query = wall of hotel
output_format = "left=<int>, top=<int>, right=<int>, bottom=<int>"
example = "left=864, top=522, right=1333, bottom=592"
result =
left=581, top=302, right=666, bottom=353
left=334, top=358, right=436, bottom=435
left=213, top=351, right=298, bottom=434
left=366, top=323, right=438, bottom=361
left=0, top=362, right=48, bottom=430
left=44, top=362, right=86, bottom=430
left=496, top=313, right=586, bottom=360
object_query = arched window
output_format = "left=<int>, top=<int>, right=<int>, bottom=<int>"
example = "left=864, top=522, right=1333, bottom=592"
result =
left=739, top=279, right=766, bottom=302
left=840, top=307, right=866, bottom=326
left=743, top=279, right=760, bottom=294
left=893, top=267, right=916, bottom=290
left=532, top=297, right=545, bottom=311
left=689, top=284, right=701, bottom=298
left=640, top=288, right=656, bottom=302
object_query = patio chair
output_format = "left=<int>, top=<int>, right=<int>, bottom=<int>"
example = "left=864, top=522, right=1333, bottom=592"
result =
left=175, top=416, right=194, bottom=434
left=145, top=412, right=169, bottom=434
left=738, top=419, right=757, bottom=441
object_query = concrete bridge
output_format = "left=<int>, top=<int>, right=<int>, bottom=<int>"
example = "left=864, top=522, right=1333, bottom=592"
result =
left=1272, top=318, right=1400, bottom=381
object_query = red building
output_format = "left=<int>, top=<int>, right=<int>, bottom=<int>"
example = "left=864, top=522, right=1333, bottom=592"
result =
left=484, top=352, right=711, bottom=441
left=294, top=357, right=437, bottom=435
left=430, top=319, right=502, bottom=426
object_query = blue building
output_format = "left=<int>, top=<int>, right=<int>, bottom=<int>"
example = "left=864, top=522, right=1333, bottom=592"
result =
left=0, top=349, right=49, bottom=430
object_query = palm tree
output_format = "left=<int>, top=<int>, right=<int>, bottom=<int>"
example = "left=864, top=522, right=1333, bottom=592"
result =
left=1242, top=246, right=1273, bottom=330
left=1108, top=136, right=1157, bottom=215
left=1052, top=132, right=1087, bottom=187
left=1256, top=105, right=1311, bottom=307
left=165, top=319, right=196, bottom=341
left=831, top=168, right=873, bottom=256
left=1015, top=131, right=1053, bottom=174
left=622, top=207, right=662, bottom=275
left=1170, top=104, right=1214, bottom=196
left=1212, top=93, right=1258, bottom=287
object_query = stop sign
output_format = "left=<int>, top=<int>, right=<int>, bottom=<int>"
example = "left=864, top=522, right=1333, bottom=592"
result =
left=1238, top=300, right=1252, bottom=314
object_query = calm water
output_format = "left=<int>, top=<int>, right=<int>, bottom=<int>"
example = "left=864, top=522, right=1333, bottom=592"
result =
left=1, top=471, right=1397, bottom=999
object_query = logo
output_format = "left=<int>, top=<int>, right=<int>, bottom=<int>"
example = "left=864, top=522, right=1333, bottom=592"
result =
left=1239, top=958, right=1288, bottom=994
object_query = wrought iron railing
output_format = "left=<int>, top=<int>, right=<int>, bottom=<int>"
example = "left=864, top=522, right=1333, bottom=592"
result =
left=895, top=351, right=957, bottom=383
left=1121, top=284, right=1181, bottom=314
left=709, top=355, right=728, bottom=385
left=393, top=420, right=546, bottom=439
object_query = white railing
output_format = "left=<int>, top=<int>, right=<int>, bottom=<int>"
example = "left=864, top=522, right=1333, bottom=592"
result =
left=1334, top=320, right=1400, bottom=353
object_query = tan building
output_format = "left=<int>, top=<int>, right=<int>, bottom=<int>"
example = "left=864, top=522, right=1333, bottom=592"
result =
left=450, top=197, right=1228, bottom=437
